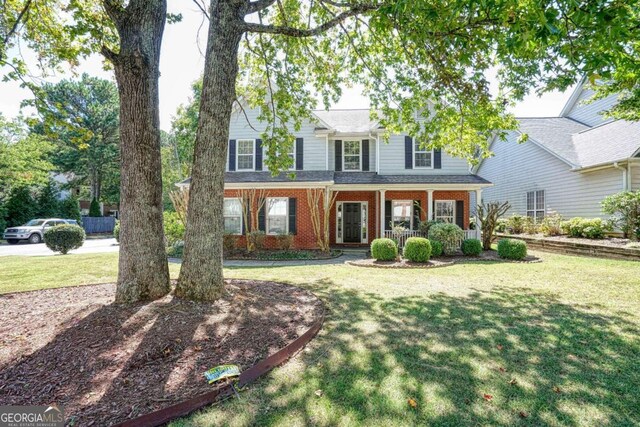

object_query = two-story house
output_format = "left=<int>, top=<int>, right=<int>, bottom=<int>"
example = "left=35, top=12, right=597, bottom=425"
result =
left=178, top=106, right=491, bottom=249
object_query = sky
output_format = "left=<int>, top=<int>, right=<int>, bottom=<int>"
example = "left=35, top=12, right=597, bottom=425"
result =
left=0, top=1, right=575, bottom=131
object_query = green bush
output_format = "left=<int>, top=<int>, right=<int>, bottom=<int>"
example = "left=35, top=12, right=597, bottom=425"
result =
left=275, top=232, right=294, bottom=250
left=248, top=230, right=266, bottom=251
left=497, top=238, right=527, bottom=260
left=539, top=213, right=564, bottom=236
left=371, top=238, right=398, bottom=261
left=562, top=217, right=610, bottom=239
left=523, top=216, right=538, bottom=234
left=89, top=198, right=101, bottom=217
left=495, top=218, right=508, bottom=233
left=163, top=211, right=185, bottom=245
left=5, top=186, right=37, bottom=226
left=461, top=238, right=482, bottom=256
left=223, top=233, right=238, bottom=253
left=44, top=224, right=85, bottom=255
left=428, top=223, right=464, bottom=255
left=506, top=214, right=526, bottom=234
left=113, top=220, right=120, bottom=242
left=403, top=237, right=431, bottom=262
left=601, top=191, right=640, bottom=240
left=59, top=196, right=81, bottom=223
left=417, top=219, right=443, bottom=236
left=429, top=239, right=443, bottom=257
left=167, top=240, right=184, bottom=258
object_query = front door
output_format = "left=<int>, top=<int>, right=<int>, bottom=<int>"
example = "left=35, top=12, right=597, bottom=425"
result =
left=343, top=203, right=362, bottom=243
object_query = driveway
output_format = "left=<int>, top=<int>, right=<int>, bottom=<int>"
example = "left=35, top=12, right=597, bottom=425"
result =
left=0, top=237, right=119, bottom=257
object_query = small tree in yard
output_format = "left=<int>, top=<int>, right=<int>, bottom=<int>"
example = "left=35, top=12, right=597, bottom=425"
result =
left=602, top=191, right=640, bottom=240
left=477, top=201, right=511, bottom=250
left=307, top=188, right=339, bottom=253
left=59, top=196, right=81, bottom=223
left=89, top=198, right=101, bottom=217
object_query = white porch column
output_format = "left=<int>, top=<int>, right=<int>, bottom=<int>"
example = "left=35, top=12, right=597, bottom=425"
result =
left=475, top=189, right=483, bottom=239
left=380, top=189, right=386, bottom=237
left=427, top=190, right=434, bottom=221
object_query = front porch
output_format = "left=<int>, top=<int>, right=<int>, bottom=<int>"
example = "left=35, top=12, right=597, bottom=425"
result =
left=330, top=188, right=484, bottom=247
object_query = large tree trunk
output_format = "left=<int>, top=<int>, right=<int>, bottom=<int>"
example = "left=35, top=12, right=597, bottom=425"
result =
left=175, top=1, right=244, bottom=301
left=104, top=0, right=170, bottom=303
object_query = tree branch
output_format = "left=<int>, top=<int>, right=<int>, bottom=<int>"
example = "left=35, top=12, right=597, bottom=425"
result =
left=242, top=3, right=379, bottom=37
left=102, top=0, right=125, bottom=25
left=246, top=0, right=277, bottom=15
left=191, top=0, right=209, bottom=20
left=2, top=0, right=32, bottom=49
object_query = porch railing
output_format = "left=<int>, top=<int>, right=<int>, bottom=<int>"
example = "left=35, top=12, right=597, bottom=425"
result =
left=384, top=229, right=480, bottom=249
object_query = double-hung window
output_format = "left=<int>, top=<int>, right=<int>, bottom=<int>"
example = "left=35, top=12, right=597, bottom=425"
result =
left=526, top=190, right=545, bottom=221
left=392, top=200, right=413, bottom=228
left=266, top=197, right=288, bottom=235
left=435, top=200, right=455, bottom=223
left=343, top=140, right=361, bottom=171
left=223, top=198, right=242, bottom=234
left=413, top=141, right=433, bottom=168
left=236, top=139, right=255, bottom=171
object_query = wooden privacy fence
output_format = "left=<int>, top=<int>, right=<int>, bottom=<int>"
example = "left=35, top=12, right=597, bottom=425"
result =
left=81, top=216, right=116, bottom=234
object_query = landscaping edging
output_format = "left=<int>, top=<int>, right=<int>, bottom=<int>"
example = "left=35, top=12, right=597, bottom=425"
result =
left=347, top=252, right=541, bottom=269
left=115, top=306, right=325, bottom=427
left=497, top=234, right=640, bottom=261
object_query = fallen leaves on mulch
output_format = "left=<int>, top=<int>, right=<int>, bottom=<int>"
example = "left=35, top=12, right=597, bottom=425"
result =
left=0, top=280, right=323, bottom=426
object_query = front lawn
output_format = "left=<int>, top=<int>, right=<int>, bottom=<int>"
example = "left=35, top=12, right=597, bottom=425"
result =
left=1, top=251, right=638, bottom=425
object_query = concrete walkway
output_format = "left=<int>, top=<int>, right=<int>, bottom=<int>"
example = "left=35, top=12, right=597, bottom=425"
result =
left=169, top=251, right=366, bottom=267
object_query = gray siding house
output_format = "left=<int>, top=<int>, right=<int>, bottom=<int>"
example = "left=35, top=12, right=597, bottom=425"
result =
left=475, top=81, right=640, bottom=220
left=179, top=106, right=490, bottom=249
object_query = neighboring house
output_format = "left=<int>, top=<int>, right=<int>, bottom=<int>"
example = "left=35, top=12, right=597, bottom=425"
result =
left=475, top=81, right=640, bottom=220
left=178, top=107, right=491, bottom=249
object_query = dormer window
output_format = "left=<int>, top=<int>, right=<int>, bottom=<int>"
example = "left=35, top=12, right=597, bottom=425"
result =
left=236, top=139, right=255, bottom=171
left=413, top=141, right=433, bottom=168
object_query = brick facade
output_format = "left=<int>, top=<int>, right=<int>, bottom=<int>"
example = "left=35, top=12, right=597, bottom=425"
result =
left=223, top=188, right=471, bottom=249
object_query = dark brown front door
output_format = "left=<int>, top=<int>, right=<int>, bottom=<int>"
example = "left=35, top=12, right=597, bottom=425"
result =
left=343, top=203, right=362, bottom=243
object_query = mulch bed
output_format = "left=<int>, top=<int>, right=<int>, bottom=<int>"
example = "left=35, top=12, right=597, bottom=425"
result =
left=499, top=233, right=638, bottom=249
left=225, top=249, right=342, bottom=261
left=347, top=250, right=541, bottom=268
left=0, top=280, right=323, bottom=426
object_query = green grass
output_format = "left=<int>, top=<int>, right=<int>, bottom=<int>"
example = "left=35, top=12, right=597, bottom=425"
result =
left=0, top=253, right=181, bottom=294
left=1, top=251, right=639, bottom=426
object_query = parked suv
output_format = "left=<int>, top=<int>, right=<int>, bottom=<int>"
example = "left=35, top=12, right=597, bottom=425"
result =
left=3, top=218, right=79, bottom=244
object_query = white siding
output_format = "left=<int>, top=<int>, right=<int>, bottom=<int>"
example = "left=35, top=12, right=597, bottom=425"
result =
left=631, top=163, right=640, bottom=190
left=228, top=107, right=326, bottom=170
left=477, top=132, right=625, bottom=219
left=377, top=134, right=471, bottom=175
left=565, top=88, right=618, bottom=127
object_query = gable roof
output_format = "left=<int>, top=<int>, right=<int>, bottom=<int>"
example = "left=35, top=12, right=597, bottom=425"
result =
left=516, top=117, right=589, bottom=166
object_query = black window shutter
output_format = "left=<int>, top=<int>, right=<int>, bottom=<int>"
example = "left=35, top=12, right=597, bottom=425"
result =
left=288, top=198, right=297, bottom=235
left=405, top=136, right=413, bottom=169
left=255, top=139, right=263, bottom=171
left=434, top=148, right=442, bottom=169
left=258, top=200, right=266, bottom=232
left=455, top=200, right=464, bottom=229
left=335, top=140, right=342, bottom=171
left=413, top=200, right=421, bottom=230
left=385, top=200, right=392, bottom=231
left=362, top=139, right=370, bottom=171
left=296, top=138, right=304, bottom=170
left=228, top=139, right=236, bottom=171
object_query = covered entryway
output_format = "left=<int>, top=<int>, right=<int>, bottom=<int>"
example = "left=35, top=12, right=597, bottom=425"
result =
left=343, top=203, right=362, bottom=243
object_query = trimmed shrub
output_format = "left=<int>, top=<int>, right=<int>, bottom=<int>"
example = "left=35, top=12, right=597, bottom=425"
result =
left=44, top=224, right=85, bottom=255
left=562, top=217, right=610, bottom=239
left=539, top=213, right=563, bottom=236
left=167, top=240, right=184, bottom=258
left=497, top=238, right=527, bottom=260
left=429, top=239, right=443, bottom=257
left=461, top=238, right=482, bottom=256
left=89, top=198, right=101, bottom=217
left=417, top=219, right=443, bottom=236
left=248, top=230, right=266, bottom=251
left=428, top=223, right=464, bottom=255
left=506, top=214, right=526, bottom=234
left=113, top=220, right=120, bottom=242
left=275, top=232, right=294, bottom=250
left=403, top=237, right=431, bottom=262
left=371, top=238, right=398, bottom=261
left=163, top=211, right=185, bottom=245
left=223, top=233, right=239, bottom=253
